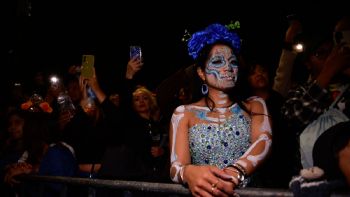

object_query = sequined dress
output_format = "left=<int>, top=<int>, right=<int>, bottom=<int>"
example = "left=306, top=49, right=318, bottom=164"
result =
left=189, top=103, right=251, bottom=169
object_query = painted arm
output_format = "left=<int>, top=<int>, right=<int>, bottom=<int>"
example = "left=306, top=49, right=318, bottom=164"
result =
left=226, top=97, right=272, bottom=178
left=169, top=105, right=190, bottom=183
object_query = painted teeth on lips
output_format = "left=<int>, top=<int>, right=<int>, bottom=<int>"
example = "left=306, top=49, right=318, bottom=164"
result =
left=221, top=74, right=233, bottom=79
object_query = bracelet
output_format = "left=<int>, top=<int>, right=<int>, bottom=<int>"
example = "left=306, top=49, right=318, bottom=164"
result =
left=180, top=164, right=188, bottom=185
left=230, top=163, right=247, bottom=177
left=225, top=166, right=245, bottom=187
left=227, top=163, right=247, bottom=187
left=224, top=167, right=241, bottom=185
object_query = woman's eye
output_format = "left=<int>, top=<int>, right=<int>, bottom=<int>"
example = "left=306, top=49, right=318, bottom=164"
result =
left=229, top=60, right=237, bottom=65
left=212, top=60, right=223, bottom=65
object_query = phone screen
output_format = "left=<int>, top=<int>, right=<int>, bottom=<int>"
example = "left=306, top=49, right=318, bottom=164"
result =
left=81, top=55, right=95, bottom=78
left=130, top=46, right=142, bottom=60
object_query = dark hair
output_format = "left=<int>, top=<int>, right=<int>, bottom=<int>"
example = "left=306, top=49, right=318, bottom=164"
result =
left=22, top=112, right=58, bottom=165
left=238, top=59, right=271, bottom=96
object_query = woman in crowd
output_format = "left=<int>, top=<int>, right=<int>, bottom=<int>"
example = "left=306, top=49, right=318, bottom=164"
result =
left=84, top=57, right=169, bottom=184
left=169, top=23, right=272, bottom=196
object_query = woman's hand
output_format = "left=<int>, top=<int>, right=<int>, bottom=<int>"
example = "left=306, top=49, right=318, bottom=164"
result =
left=125, top=57, right=144, bottom=79
left=79, top=76, right=89, bottom=101
left=285, top=20, right=302, bottom=43
left=83, top=67, right=106, bottom=103
left=184, top=165, right=235, bottom=197
left=4, top=163, right=33, bottom=186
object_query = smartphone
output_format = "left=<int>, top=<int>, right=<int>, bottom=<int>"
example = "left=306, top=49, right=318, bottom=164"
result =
left=81, top=55, right=95, bottom=78
left=130, top=46, right=142, bottom=60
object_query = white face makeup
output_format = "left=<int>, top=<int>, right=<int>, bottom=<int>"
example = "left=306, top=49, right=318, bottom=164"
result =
left=205, top=45, right=238, bottom=90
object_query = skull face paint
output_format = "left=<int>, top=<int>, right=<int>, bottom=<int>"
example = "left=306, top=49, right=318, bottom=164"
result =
left=205, top=45, right=238, bottom=90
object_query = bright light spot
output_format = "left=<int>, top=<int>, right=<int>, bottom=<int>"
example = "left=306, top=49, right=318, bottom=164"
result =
left=50, top=76, right=59, bottom=84
left=293, top=43, right=304, bottom=53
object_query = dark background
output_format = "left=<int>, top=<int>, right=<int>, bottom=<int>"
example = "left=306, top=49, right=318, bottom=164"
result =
left=3, top=0, right=344, bottom=93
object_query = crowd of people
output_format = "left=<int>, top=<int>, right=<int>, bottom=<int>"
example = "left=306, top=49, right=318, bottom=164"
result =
left=0, top=15, right=350, bottom=197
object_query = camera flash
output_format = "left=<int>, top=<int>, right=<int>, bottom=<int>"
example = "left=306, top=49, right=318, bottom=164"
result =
left=293, top=43, right=304, bottom=53
left=50, top=76, right=59, bottom=84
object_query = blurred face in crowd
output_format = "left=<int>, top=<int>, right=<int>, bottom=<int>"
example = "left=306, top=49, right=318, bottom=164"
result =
left=109, top=93, right=120, bottom=108
left=306, top=41, right=333, bottom=78
left=334, top=16, right=350, bottom=76
left=7, top=114, right=24, bottom=140
left=133, top=90, right=151, bottom=114
left=67, top=79, right=82, bottom=103
left=248, top=64, right=270, bottom=90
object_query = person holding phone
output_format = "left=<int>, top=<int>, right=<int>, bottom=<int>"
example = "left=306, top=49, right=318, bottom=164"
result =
left=81, top=55, right=95, bottom=78
left=82, top=51, right=170, bottom=189
left=130, top=46, right=142, bottom=61
left=126, top=47, right=144, bottom=80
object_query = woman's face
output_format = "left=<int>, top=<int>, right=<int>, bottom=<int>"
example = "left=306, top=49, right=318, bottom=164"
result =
left=248, top=64, right=269, bottom=89
left=7, top=114, right=24, bottom=140
left=203, top=44, right=239, bottom=90
left=133, top=91, right=150, bottom=114
left=306, top=41, right=333, bottom=78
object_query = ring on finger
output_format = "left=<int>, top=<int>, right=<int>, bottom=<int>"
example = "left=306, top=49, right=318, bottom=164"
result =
left=212, top=180, right=219, bottom=188
left=211, top=186, right=215, bottom=194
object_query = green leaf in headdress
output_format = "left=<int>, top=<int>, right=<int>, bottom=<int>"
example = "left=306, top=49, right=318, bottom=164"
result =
left=226, top=20, right=240, bottom=30
left=182, top=29, right=192, bottom=42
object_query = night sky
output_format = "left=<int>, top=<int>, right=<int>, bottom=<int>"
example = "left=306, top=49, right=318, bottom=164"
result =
left=3, top=1, right=343, bottom=93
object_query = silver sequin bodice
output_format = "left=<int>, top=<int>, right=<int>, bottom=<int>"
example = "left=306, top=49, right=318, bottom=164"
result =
left=189, top=104, right=251, bottom=169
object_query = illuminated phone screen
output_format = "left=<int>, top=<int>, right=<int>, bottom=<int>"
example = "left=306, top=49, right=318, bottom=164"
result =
left=130, top=46, right=142, bottom=60
left=81, top=55, right=95, bottom=78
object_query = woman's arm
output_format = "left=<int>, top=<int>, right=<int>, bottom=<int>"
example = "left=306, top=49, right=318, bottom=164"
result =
left=223, top=97, right=272, bottom=185
left=169, top=105, right=190, bottom=183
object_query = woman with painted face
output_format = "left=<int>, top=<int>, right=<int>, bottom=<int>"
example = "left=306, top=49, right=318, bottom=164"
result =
left=169, top=23, right=272, bottom=196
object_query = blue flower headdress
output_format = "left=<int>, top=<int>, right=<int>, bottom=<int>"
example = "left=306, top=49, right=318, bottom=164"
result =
left=187, top=23, right=241, bottom=60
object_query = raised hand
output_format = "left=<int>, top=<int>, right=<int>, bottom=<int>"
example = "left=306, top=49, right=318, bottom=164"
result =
left=126, top=57, right=144, bottom=79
